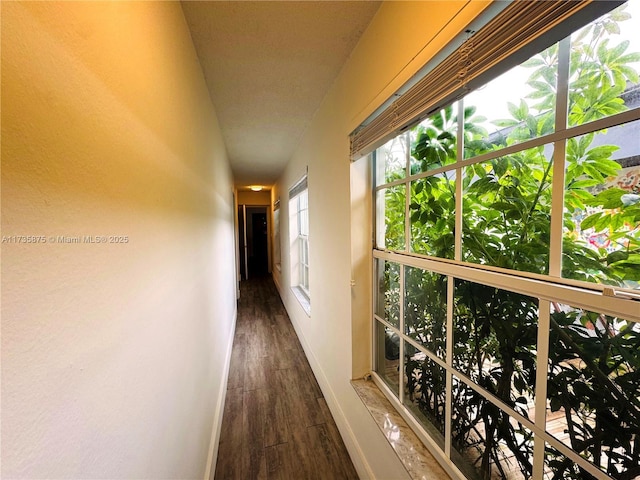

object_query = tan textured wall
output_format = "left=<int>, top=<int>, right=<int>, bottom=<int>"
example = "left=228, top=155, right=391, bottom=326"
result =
left=1, top=2, right=236, bottom=478
left=276, top=1, right=492, bottom=478
left=237, top=190, right=271, bottom=206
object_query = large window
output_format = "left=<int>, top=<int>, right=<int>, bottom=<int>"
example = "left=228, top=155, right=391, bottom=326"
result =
left=289, top=175, right=310, bottom=313
left=372, top=3, right=640, bottom=480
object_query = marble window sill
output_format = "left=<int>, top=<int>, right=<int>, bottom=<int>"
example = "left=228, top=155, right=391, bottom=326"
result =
left=291, top=286, right=311, bottom=316
left=351, top=378, right=449, bottom=480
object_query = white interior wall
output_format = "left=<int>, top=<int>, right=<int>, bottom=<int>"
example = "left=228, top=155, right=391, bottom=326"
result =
left=1, top=3, right=236, bottom=478
left=275, top=1, right=492, bottom=478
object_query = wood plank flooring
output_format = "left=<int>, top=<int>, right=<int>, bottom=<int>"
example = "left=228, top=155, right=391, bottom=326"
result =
left=214, top=276, right=359, bottom=480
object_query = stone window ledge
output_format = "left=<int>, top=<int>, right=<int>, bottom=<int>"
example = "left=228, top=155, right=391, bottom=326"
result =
left=351, top=378, right=450, bottom=480
left=291, top=286, right=311, bottom=316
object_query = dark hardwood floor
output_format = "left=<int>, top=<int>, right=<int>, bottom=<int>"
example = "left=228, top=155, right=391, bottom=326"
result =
left=214, top=276, right=359, bottom=480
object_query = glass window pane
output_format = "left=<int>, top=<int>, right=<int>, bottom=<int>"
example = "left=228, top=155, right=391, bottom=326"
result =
left=463, top=43, right=557, bottom=159
left=301, top=237, right=308, bottom=264
left=544, top=444, right=585, bottom=480
left=301, top=265, right=308, bottom=290
left=410, top=103, right=458, bottom=175
left=375, top=321, right=400, bottom=395
left=376, top=133, right=408, bottom=186
left=299, top=239, right=303, bottom=264
left=568, top=3, right=640, bottom=128
left=376, top=185, right=406, bottom=251
left=299, top=212, right=308, bottom=236
left=453, top=279, right=538, bottom=415
left=547, top=303, right=640, bottom=478
left=374, top=259, right=400, bottom=328
left=298, top=191, right=309, bottom=236
left=563, top=120, right=640, bottom=289
left=404, top=267, right=447, bottom=358
left=451, top=376, right=535, bottom=480
left=403, top=342, right=445, bottom=448
left=410, top=172, right=455, bottom=259
left=462, top=144, right=554, bottom=274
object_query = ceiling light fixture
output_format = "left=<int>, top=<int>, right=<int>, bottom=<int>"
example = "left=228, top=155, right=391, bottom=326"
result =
left=250, top=185, right=263, bottom=191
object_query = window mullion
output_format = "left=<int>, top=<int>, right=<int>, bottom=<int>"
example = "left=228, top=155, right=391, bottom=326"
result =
left=404, top=133, right=411, bottom=253
left=374, top=105, right=640, bottom=193
left=375, top=249, right=639, bottom=320
left=399, top=264, right=406, bottom=403
left=455, top=101, right=464, bottom=262
left=532, top=299, right=551, bottom=479
left=444, top=275, right=454, bottom=459
left=372, top=258, right=381, bottom=371
left=549, top=37, right=571, bottom=277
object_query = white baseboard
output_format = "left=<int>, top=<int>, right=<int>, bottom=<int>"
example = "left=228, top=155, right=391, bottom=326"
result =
left=203, top=305, right=238, bottom=480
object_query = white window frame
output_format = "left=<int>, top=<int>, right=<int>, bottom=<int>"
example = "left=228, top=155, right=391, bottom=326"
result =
left=289, top=175, right=310, bottom=314
left=369, top=3, right=640, bottom=480
left=296, top=191, right=309, bottom=296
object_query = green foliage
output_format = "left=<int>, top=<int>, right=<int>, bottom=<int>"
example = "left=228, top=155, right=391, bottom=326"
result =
left=568, top=13, right=640, bottom=126
left=404, top=268, right=447, bottom=357
left=462, top=146, right=553, bottom=273
left=380, top=5, right=640, bottom=479
left=382, top=185, right=406, bottom=251
left=451, top=282, right=538, bottom=478
left=411, top=104, right=458, bottom=172
left=410, top=175, right=455, bottom=258
left=547, top=309, right=640, bottom=479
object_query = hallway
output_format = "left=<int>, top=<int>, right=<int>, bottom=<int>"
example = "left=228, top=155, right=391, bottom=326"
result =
left=215, top=276, right=359, bottom=480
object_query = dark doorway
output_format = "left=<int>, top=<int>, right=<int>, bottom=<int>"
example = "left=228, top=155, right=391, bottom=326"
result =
left=247, top=207, right=268, bottom=276
left=238, top=205, right=269, bottom=280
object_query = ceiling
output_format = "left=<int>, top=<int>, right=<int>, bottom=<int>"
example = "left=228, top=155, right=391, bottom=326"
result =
left=181, top=1, right=381, bottom=188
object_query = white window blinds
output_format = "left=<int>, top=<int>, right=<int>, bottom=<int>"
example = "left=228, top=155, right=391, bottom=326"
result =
left=288, top=175, right=308, bottom=199
left=349, top=0, right=623, bottom=160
